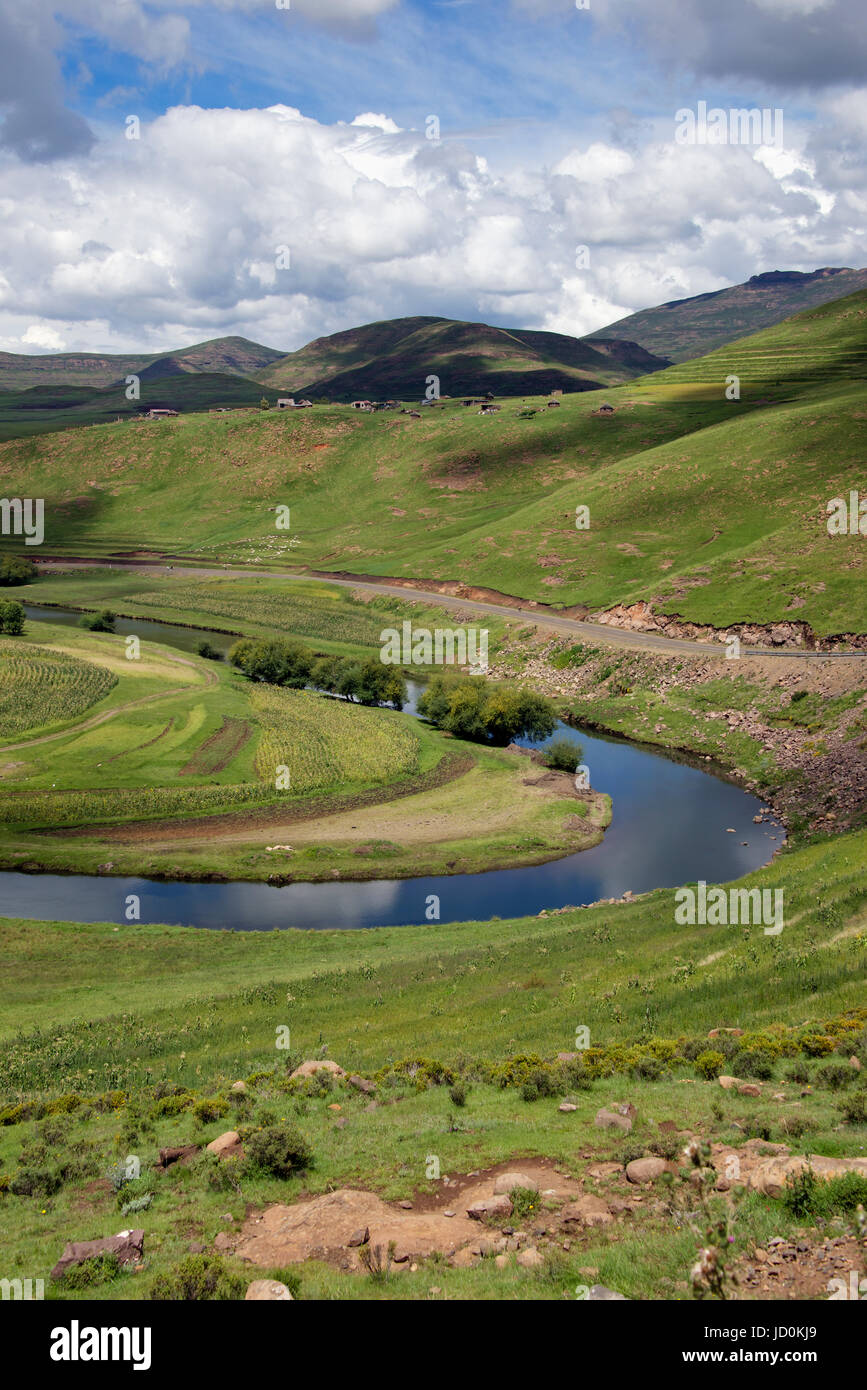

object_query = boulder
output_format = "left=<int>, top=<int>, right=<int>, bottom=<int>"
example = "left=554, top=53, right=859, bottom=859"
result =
left=718, top=1076, right=740, bottom=1090
left=625, top=1157, right=667, bottom=1184
left=51, top=1229, right=144, bottom=1281
left=290, top=1059, right=346, bottom=1080
left=206, top=1130, right=241, bottom=1158
left=850, top=1056, right=862, bottom=1071
left=559, top=1102, right=577, bottom=1113
left=748, top=1153, right=867, bottom=1199
left=348, top=1227, right=369, bottom=1248
left=156, top=1144, right=199, bottom=1169
left=245, top=1280, right=293, bottom=1301
left=588, top=1284, right=628, bottom=1300
left=230, top=1081, right=247, bottom=1094
left=449, top=1247, right=480, bottom=1268
left=493, top=1172, right=539, bottom=1196
left=737, top=1083, right=763, bottom=1097
left=347, top=1074, right=376, bottom=1095
left=467, top=1195, right=513, bottom=1221
left=516, top=1247, right=544, bottom=1268
left=595, top=1107, right=632, bottom=1134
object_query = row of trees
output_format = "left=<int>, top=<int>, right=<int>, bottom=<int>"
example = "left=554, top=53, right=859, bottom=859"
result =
left=228, top=637, right=406, bottom=708
left=417, top=675, right=556, bottom=746
left=0, top=600, right=25, bottom=634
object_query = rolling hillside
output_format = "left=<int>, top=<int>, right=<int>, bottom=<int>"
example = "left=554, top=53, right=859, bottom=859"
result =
left=255, top=316, right=669, bottom=398
left=2, top=290, right=864, bottom=636
left=0, top=336, right=284, bottom=393
left=588, top=267, right=867, bottom=363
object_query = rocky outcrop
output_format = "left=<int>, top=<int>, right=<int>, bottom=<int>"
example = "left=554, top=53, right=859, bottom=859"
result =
left=51, top=1229, right=144, bottom=1281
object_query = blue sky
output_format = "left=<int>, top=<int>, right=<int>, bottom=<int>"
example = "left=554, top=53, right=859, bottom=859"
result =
left=0, top=0, right=864, bottom=353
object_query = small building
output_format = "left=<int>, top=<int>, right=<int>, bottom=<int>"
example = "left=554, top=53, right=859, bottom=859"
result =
left=598, top=402, right=615, bottom=414
left=146, top=407, right=178, bottom=419
left=295, top=400, right=313, bottom=408
left=350, top=400, right=373, bottom=410
left=547, top=399, right=561, bottom=408
left=276, top=398, right=295, bottom=409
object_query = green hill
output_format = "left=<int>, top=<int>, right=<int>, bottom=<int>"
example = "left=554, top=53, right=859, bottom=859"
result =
left=2, top=290, right=864, bottom=635
left=255, top=315, right=669, bottom=399
left=588, top=267, right=867, bottom=363
left=0, top=335, right=285, bottom=393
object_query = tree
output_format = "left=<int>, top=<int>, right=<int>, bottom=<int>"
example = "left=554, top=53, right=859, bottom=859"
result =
left=80, top=609, right=116, bottom=633
left=259, top=397, right=271, bottom=410
left=0, top=600, right=25, bottom=635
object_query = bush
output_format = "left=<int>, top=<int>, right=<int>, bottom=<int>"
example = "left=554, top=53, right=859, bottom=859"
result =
left=192, top=1096, right=229, bottom=1124
left=817, top=1063, right=853, bottom=1092
left=837, top=1089, right=867, bottom=1126
left=449, top=1082, right=467, bottom=1107
left=60, top=1253, right=121, bottom=1290
left=733, top=1051, right=775, bottom=1081
left=79, top=609, right=116, bottom=633
left=781, top=1167, right=867, bottom=1219
left=634, top=1055, right=663, bottom=1082
left=0, top=556, right=36, bottom=586
left=509, top=1186, right=540, bottom=1221
left=196, top=640, right=222, bottom=661
left=418, top=675, right=556, bottom=746
left=542, top=737, right=583, bottom=774
left=521, top=1080, right=539, bottom=1103
left=245, top=1124, right=312, bottom=1179
left=0, top=600, right=25, bottom=635
left=150, top=1254, right=246, bottom=1301
left=695, top=1050, right=725, bottom=1080
left=785, top=1062, right=810, bottom=1085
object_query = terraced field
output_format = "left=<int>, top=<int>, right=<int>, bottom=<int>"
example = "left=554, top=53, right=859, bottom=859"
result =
left=0, top=640, right=117, bottom=737
left=251, top=685, right=420, bottom=793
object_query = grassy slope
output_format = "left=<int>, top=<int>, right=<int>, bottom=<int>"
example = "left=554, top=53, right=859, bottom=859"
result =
left=588, top=267, right=867, bottom=362
left=2, top=291, right=864, bottom=633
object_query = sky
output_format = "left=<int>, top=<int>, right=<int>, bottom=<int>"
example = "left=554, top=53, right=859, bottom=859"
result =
left=0, top=0, right=864, bottom=355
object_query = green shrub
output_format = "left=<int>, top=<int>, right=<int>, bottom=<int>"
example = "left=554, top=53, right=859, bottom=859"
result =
left=817, top=1063, right=853, bottom=1092
left=509, top=1186, right=541, bottom=1221
left=695, top=1050, right=725, bottom=1080
left=150, top=1254, right=246, bottom=1301
left=785, top=1062, right=810, bottom=1085
left=838, top=1089, right=867, bottom=1126
left=733, top=1051, right=775, bottom=1080
left=542, top=737, right=583, bottom=773
left=192, top=1096, right=229, bottom=1124
left=60, top=1253, right=121, bottom=1290
left=245, top=1125, right=312, bottom=1179
left=449, top=1082, right=467, bottom=1107
left=781, top=1167, right=867, bottom=1219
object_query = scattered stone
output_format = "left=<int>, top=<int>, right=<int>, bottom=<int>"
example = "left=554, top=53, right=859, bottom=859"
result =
left=449, top=1247, right=480, bottom=1269
left=230, top=1081, right=247, bottom=1094
left=559, top=1102, right=577, bottom=1113
left=398, top=1200, right=413, bottom=1210
left=561, top=1195, right=614, bottom=1228
left=737, top=1083, right=763, bottom=1097
left=718, top=1075, right=740, bottom=1090
left=588, top=1285, right=628, bottom=1300
left=516, top=1247, right=544, bottom=1268
left=850, top=1056, right=861, bottom=1071
left=156, top=1144, right=199, bottom=1169
left=348, top=1074, right=377, bottom=1094
left=348, top=1227, right=369, bottom=1248
left=246, top=1280, right=293, bottom=1301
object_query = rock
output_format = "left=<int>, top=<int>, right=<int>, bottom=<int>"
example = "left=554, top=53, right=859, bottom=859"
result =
left=206, top=1130, right=241, bottom=1157
left=398, top=1200, right=413, bottom=1210
left=561, top=1195, right=614, bottom=1228
left=586, top=1162, right=623, bottom=1180
left=213, top=1232, right=235, bottom=1252
left=467, top=1195, right=513, bottom=1221
left=748, top=1153, right=867, bottom=1199
left=494, top=1253, right=511, bottom=1269
left=347, top=1074, right=376, bottom=1094
left=230, top=1081, right=247, bottom=1093
left=348, top=1227, right=369, bottom=1248
left=625, top=1157, right=667, bottom=1184
left=737, top=1083, right=763, bottom=1097
left=449, top=1247, right=480, bottom=1268
left=708, top=1028, right=743, bottom=1038
left=595, top=1107, right=632, bottom=1134
left=850, top=1056, right=862, bottom=1071
left=246, top=1280, right=293, bottom=1300
left=290, top=1059, right=346, bottom=1080
left=516, top=1247, right=544, bottom=1268
left=718, top=1075, right=740, bottom=1090
left=559, top=1102, right=577, bottom=1113
left=156, top=1144, right=199, bottom=1169
left=493, top=1172, right=539, bottom=1195
left=188, top=1242, right=206, bottom=1254
left=51, top=1230, right=144, bottom=1281
left=589, top=1284, right=628, bottom=1300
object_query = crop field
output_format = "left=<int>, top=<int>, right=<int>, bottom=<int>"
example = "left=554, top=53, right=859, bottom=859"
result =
left=0, top=640, right=117, bottom=738
left=130, top=580, right=390, bottom=646
left=251, top=685, right=420, bottom=793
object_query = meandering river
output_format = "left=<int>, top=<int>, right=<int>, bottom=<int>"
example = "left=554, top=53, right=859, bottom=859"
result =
left=1, top=604, right=782, bottom=930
